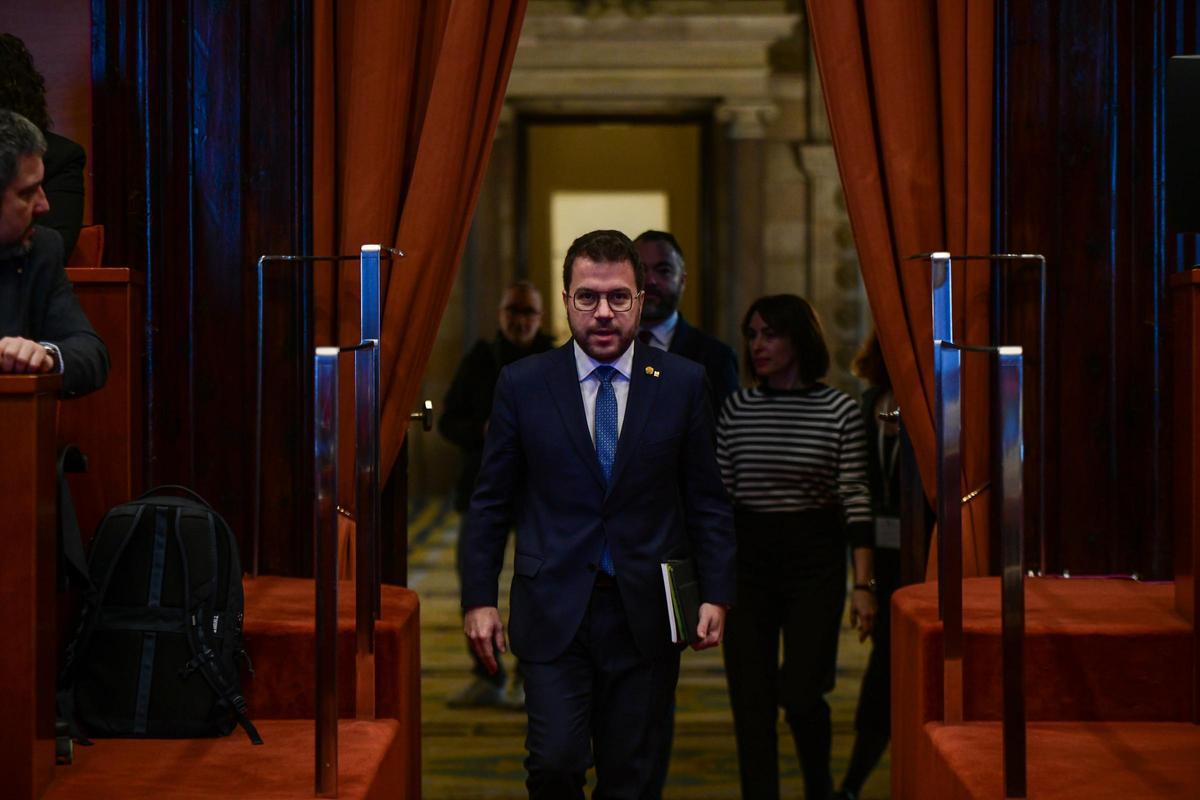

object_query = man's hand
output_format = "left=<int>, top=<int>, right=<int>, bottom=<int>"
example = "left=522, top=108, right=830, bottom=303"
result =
left=850, top=589, right=878, bottom=643
left=464, top=606, right=506, bottom=675
left=0, top=337, right=55, bottom=375
left=692, top=603, right=726, bottom=651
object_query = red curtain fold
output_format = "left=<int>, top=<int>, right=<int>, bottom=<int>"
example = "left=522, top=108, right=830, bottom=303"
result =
left=313, top=0, right=528, bottom=485
left=806, top=0, right=994, bottom=580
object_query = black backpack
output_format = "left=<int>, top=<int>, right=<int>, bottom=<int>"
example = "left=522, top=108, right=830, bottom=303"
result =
left=59, top=485, right=262, bottom=744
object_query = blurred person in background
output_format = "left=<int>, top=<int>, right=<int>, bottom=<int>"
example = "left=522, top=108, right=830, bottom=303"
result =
left=833, top=331, right=904, bottom=800
left=440, top=280, right=554, bottom=709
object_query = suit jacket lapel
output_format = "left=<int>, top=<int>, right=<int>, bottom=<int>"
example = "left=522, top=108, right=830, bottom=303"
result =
left=544, top=342, right=607, bottom=490
left=606, top=342, right=659, bottom=498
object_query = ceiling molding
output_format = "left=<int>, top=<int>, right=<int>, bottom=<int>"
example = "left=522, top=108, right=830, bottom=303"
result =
left=509, top=3, right=799, bottom=110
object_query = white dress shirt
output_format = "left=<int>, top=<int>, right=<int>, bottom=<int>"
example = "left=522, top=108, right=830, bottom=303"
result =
left=573, top=338, right=634, bottom=441
left=638, top=310, right=679, bottom=351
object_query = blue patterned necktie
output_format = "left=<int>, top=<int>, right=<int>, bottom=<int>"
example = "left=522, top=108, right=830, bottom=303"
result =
left=593, top=366, right=617, bottom=576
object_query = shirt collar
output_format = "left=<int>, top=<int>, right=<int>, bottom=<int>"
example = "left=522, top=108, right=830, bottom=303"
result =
left=640, top=310, right=679, bottom=348
left=573, top=338, right=635, bottom=382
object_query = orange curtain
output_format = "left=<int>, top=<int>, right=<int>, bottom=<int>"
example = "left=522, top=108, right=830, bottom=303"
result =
left=806, top=0, right=994, bottom=577
left=313, top=0, right=527, bottom=483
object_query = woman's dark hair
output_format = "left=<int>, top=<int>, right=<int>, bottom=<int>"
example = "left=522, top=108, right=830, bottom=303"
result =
left=851, top=329, right=891, bottom=390
left=741, top=294, right=830, bottom=385
left=0, top=34, right=51, bottom=131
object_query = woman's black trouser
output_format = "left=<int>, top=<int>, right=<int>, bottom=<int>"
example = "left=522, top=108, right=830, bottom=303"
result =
left=723, top=508, right=845, bottom=800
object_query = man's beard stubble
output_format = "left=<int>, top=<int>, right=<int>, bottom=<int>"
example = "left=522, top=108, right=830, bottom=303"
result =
left=641, top=290, right=678, bottom=324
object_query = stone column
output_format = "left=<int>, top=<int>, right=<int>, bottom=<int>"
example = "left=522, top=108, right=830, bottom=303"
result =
left=713, top=101, right=776, bottom=348
left=798, top=143, right=866, bottom=390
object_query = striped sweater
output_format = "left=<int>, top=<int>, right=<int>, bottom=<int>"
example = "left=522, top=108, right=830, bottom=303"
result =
left=716, top=384, right=874, bottom=548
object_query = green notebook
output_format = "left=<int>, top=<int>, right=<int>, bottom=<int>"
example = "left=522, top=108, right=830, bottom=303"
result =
left=660, top=558, right=701, bottom=645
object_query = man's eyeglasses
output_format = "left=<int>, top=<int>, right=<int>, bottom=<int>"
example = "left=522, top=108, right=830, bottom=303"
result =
left=570, top=289, right=642, bottom=313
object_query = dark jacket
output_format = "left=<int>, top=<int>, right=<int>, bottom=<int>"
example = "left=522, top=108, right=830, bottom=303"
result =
left=40, top=132, right=87, bottom=260
left=860, top=385, right=900, bottom=518
left=462, top=341, right=735, bottom=661
left=0, top=226, right=109, bottom=396
left=667, top=314, right=740, bottom=413
left=439, top=331, right=555, bottom=510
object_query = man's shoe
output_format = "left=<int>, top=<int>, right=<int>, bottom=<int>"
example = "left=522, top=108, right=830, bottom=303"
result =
left=831, top=790, right=858, bottom=800
left=446, top=677, right=506, bottom=709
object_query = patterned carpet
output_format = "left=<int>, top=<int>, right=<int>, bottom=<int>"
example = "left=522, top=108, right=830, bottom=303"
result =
left=409, top=504, right=891, bottom=799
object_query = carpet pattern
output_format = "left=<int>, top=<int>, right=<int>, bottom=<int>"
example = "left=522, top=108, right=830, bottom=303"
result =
left=410, top=505, right=892, bottom=799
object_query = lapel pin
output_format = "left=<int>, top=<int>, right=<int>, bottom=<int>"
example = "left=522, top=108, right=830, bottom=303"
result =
left=653, top=370, right=661, bottom=378
left=644, top=366, right=654, bottom=376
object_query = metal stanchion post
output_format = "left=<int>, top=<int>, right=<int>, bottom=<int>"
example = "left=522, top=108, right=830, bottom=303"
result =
left=355, top=246, right=381, bottom=720
left=314, top=347, right=340, bottom=797
left=998, top=350, right=1026, bottom=799
left=931, top=252, right=965, bottom=723
left=922, top=251, right=1032, bottom=793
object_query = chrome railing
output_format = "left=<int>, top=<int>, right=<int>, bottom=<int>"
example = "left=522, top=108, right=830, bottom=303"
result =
left=313, top=344, right=340, bottom=797
left=925, top=250, right=1031, bottom=798
left=254, top=252, right=358, bottom=579
left=312, top=245, right=404, bottom=796
left=254, top=244, right=404, bottom=797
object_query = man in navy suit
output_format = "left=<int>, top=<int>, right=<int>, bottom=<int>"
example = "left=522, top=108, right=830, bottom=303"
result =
left=633, top=230, right=739, bottom=411
left=462, top=229, right=735, bottom=798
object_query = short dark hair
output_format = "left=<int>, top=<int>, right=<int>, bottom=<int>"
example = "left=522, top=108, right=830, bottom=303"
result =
left=633, top=229, right=684, bottom=263
left=0, top=109, right=47, bottom=191
left=741, top=294, right=831, bottom=385
left=561, top=229, right=644, bottom=291
left=0, top=34, right=51, bottom=131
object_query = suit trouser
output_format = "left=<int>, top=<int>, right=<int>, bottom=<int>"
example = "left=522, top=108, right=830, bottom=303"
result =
left=521, top=575, right=681, bottom=800
left=723, top=508, right=846, bottom=800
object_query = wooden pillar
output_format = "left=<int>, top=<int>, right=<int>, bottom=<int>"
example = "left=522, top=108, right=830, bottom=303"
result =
left=0, top=374, right=62, bottom=799
left=1169, top=267, right=1200, bottom=724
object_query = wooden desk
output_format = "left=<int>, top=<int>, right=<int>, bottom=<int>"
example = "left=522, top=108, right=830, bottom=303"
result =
left=0, top=374, right=62, bottom=800
left=61, top=268, right=144, bottom=541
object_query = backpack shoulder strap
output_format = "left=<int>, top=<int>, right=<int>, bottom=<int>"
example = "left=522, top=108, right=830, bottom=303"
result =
left=58, top=503, right=149, bottom=739
left=56, top=445, right=93, bottom=594
left=173, top=521, right=263, bottom=746
left=62, top=503, right=148, bottom=681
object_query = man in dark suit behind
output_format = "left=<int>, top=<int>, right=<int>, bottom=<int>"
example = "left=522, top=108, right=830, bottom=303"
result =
left=633, top=230, right=739, bottom=410
left=462, top=229, right=735, bottom=798
left=0, top=110, right=108, bottom=396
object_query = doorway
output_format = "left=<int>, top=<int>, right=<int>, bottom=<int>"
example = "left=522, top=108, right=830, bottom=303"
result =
left=520, top=119, right=708, bottom=341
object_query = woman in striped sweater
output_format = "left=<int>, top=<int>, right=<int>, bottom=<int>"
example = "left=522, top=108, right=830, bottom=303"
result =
left=717, top=294, right=876, bottom=800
